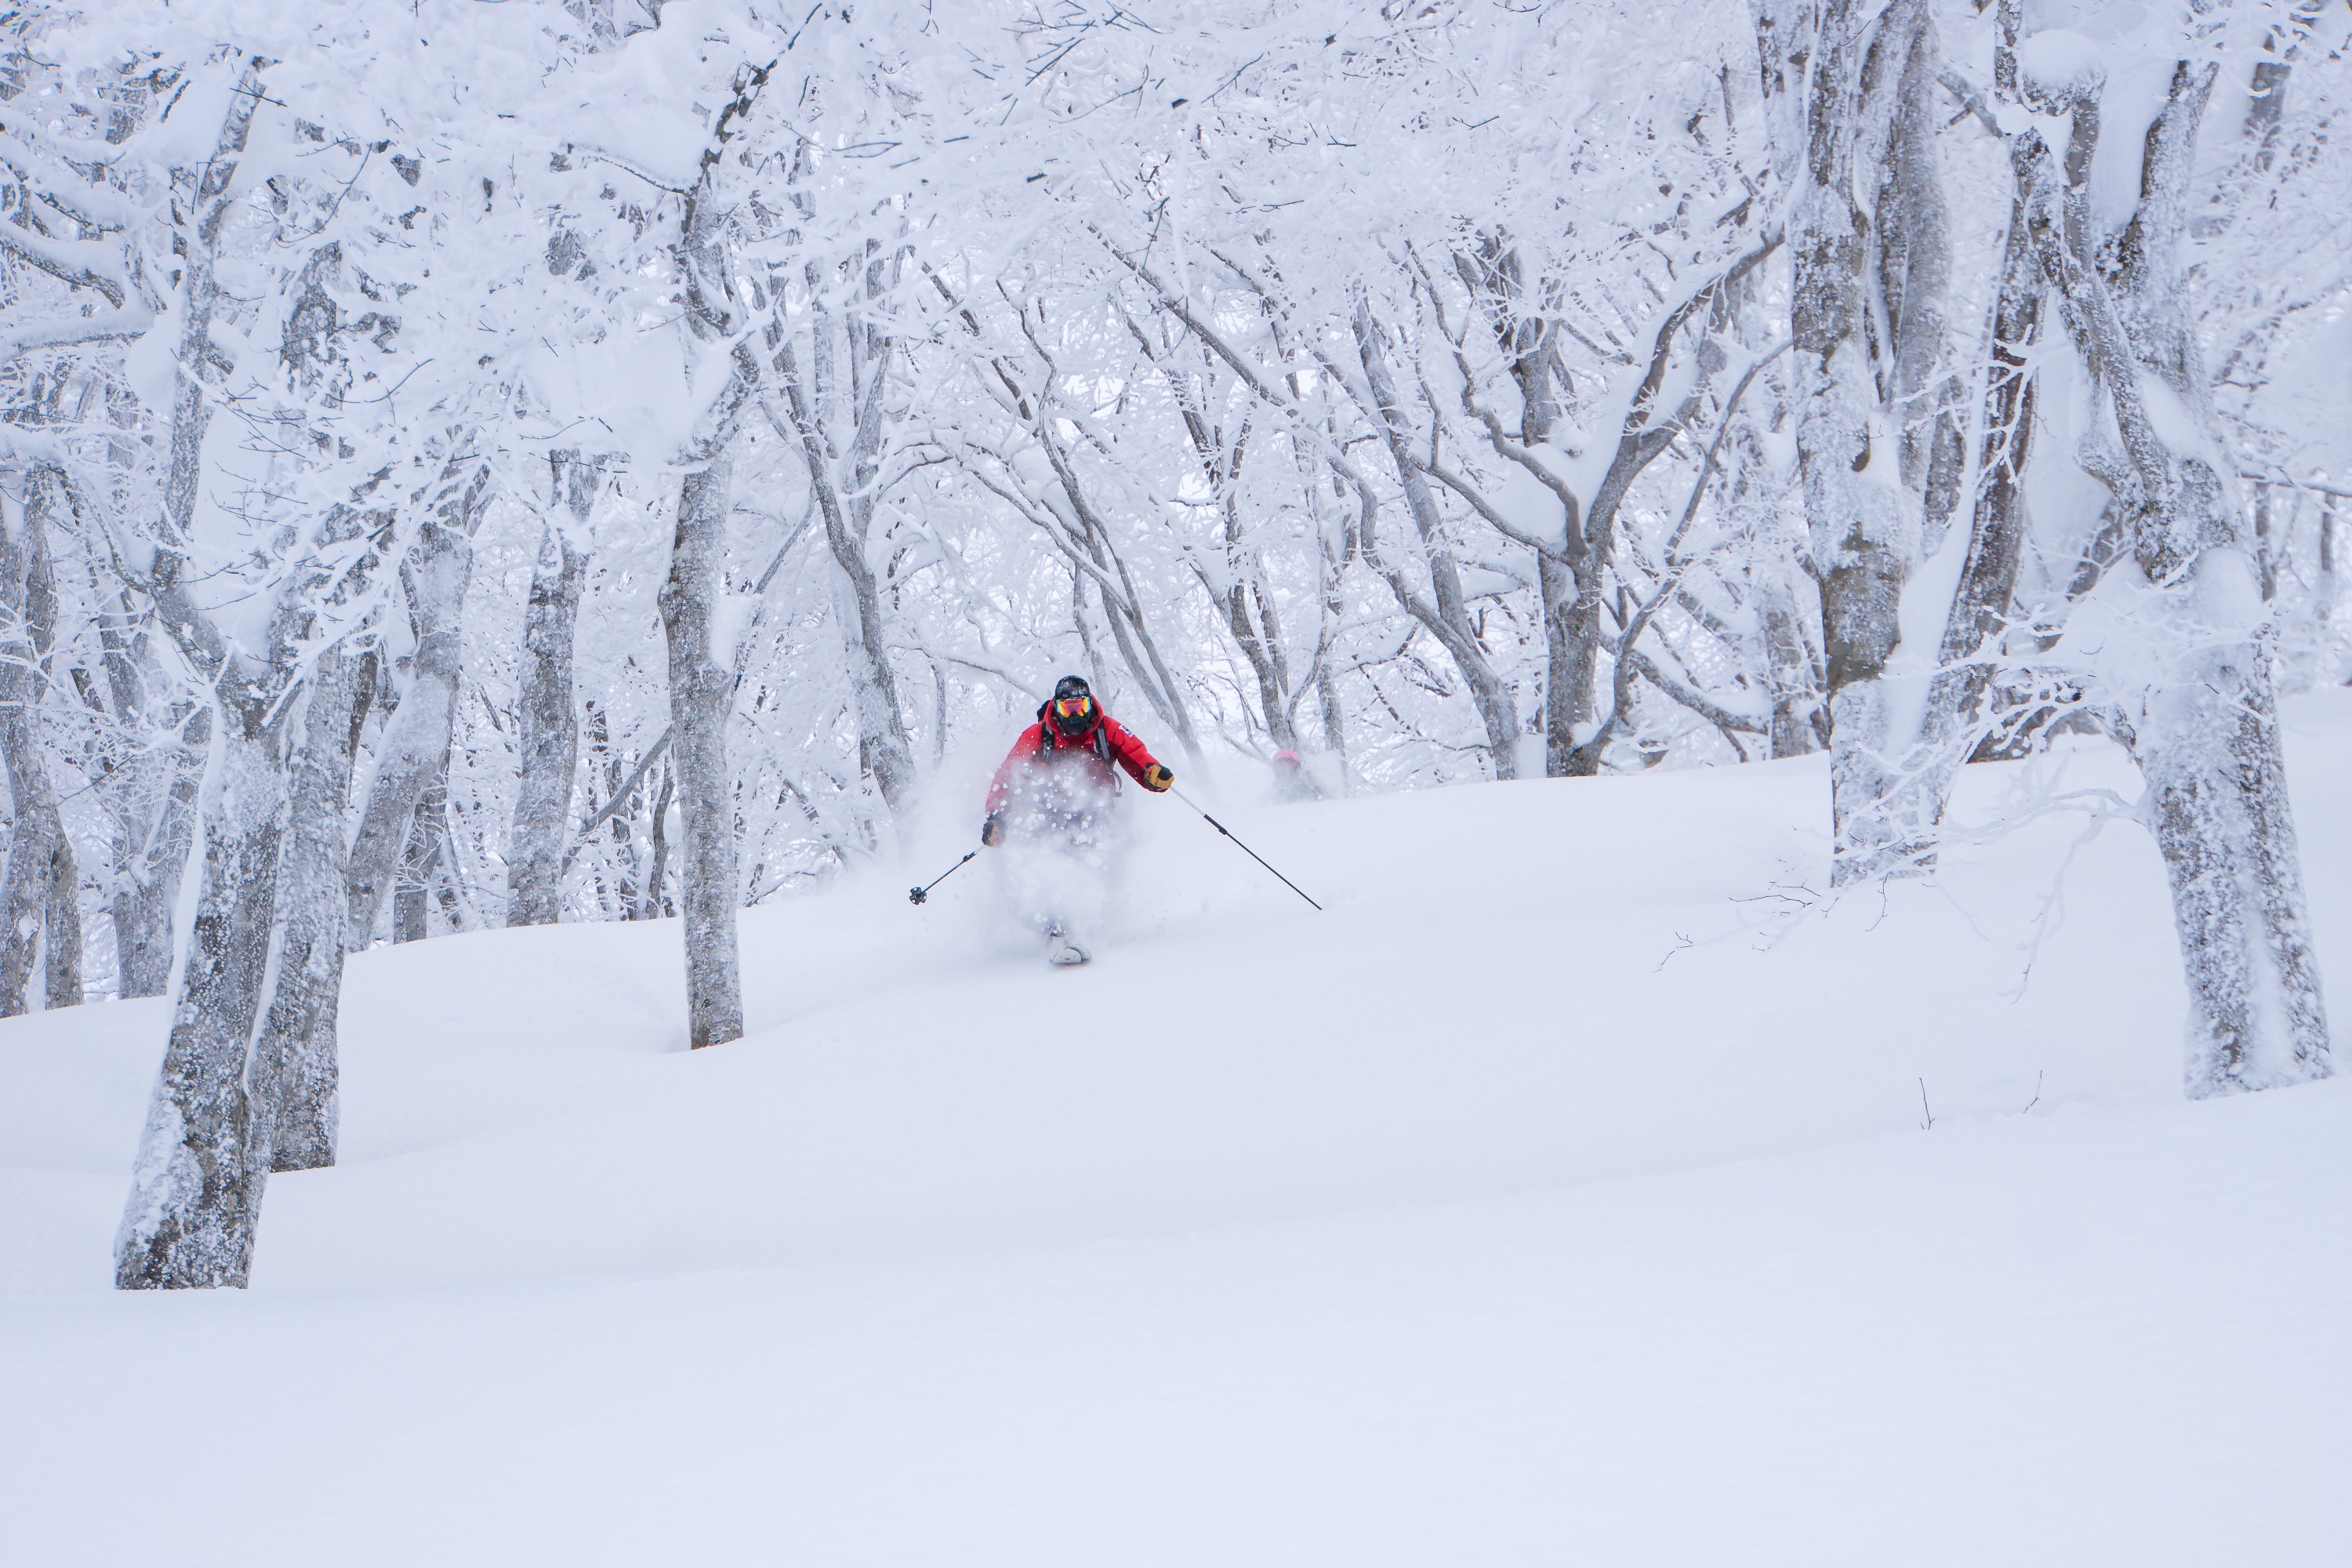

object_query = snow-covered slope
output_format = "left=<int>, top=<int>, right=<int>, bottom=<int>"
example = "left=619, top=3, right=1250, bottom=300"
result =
left=5, top=697, right=2350, bottom=1565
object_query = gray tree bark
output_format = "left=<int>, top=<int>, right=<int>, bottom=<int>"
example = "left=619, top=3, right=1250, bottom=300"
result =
left=1352, top=298, right=1523, bottom=778
left=1313, top=517, right=1351, bottom=782
left=2020, top=57, right=2332, bottom=1096
left=1131, top=326, right=1296, bottom=751
left=504, top=453, right=593, bottom=926
left=113, top=60, right=292, bottom=1290
left=110, top=713, right=198, bottom=1000
left=393, top=763, right=448, bottom=944
left=1913, top=123, right=2056, bottom=789
left=1871, top=9, right=1968, bottom=559
left=1453, top=237, right=1577, bottom=770
left=114, top=691, right=289, bottom=1289
left=93, top=570, right=201, bottom=1000
left=1755, top=564, right=1827, bottom=758
left=0, top=466, right=82, bottom=1014
left=773, top=318, right=918, bottom=812
left=249, top=644, right=369, bottom=1173
left=661, top=453, right=745, bottom=1051
left=639, top=764, right=674, bottom=920
left=1437, top=230, right=1769, bottom=778
left=1786, top=0, right=1944, bottom=883
left=656, top=61, right=771, bottom=1052
left=343, top=450, right=485, bottom=950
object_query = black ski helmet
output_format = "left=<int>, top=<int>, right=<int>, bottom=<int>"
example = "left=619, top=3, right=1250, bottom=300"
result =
left=1049, top=673, right=1095, bottom=735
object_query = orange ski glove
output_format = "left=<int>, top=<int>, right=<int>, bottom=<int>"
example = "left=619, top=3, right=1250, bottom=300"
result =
left=1142, top=764, right=1174, bottom=793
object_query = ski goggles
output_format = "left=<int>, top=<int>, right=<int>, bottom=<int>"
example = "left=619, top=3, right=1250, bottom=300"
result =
left=1053, top=694, right=1094, bottom=721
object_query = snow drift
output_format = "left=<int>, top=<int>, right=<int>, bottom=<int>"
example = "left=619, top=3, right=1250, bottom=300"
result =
left=3, top=696, right=2350, bottom=1563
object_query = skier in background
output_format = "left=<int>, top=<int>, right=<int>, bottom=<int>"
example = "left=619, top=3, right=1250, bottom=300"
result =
left=980, top=674, right=1173, bottom=965
left=1269, top=748, right=1323, bottom=804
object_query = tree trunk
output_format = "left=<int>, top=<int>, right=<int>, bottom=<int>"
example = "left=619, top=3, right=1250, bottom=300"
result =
left=113, top=60, right=286, bottom=1290
left=249, top=646, right=369, bottom=1174
left=652, top=63, right=771, bottom=1050
left=660, top=454, right=745, bottom=1051
left=1788, top=0, right=1929, bottom=882
left=344, top=453, right=484, bottom=950
left=1352, top=299, right=1523, bottom=778
left=2018, top=58, right=2332, bottom=1096
left=2134, top=648, right=2330, bottom=1096
left=0, top=466, right=80, bottom=1013
left=1873, top=5, right=1967, bottom=557
left=111, top=742, right=198, bottom=998
left=1314, top=521, right=1351, bottom=782
left=393, top=763, right=447, bottom=944
left=1555, top=570, right=1608, bottom=775
left=1912, top=131, right=2053, bottom=798
left=114, top=687, right=289, bottom=1289
left=1754, top=562, right=1824, bottom=758
left=772, top=254, right=919, bottom=816
left=506, top=458, right=592, bottom=926
left=641, top=764, right=674, bottom=920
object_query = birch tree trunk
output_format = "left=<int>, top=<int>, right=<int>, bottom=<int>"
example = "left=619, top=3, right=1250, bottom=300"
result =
left=505, top=455, right=592, bottom=925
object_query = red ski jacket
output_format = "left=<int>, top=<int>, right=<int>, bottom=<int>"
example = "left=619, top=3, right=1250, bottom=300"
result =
left=984, top=710, right=1161, bottom=818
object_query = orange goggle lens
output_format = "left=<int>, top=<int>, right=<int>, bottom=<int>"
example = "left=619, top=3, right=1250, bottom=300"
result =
left=1054, top=695, right=1092, bottom=719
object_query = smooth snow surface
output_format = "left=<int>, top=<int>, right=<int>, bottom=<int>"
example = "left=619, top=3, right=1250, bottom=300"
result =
left=7, top=698, right=2352, bottom=1565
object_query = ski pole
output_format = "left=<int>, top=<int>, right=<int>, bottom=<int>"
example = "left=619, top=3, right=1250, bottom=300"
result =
left=1169, top=787, right=1324, bottom=911
left=908, top=851, right=977, bottom=906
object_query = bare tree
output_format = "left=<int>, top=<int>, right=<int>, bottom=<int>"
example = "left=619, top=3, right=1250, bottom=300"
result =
left=2015, top=53, right=2332, bottom=1097
left=115, top=62, right=299, bottom=1289
left=343, top=445, right=487, bottom=949
left=506, top=452, right=594, bottom=925
left=251, top=636, right=372, bottom=1173
left=0, top=466, right=82, bottom=1012
left=765, top=198, right=920, bottom=814
left=659, top=62, right=773, bottom=1051
left=1783, top=0, right=1953, bottom=883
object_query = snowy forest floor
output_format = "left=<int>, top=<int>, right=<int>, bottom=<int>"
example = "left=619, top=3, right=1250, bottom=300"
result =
left=6, top=695, right=2351, bottom=1565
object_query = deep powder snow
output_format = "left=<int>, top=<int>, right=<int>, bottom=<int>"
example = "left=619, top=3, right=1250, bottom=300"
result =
left=3, top=695, right=2349, bottom=1565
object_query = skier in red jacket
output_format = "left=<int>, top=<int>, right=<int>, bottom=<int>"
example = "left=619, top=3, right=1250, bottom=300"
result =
left=980, top=674, right=1173, bottom=964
